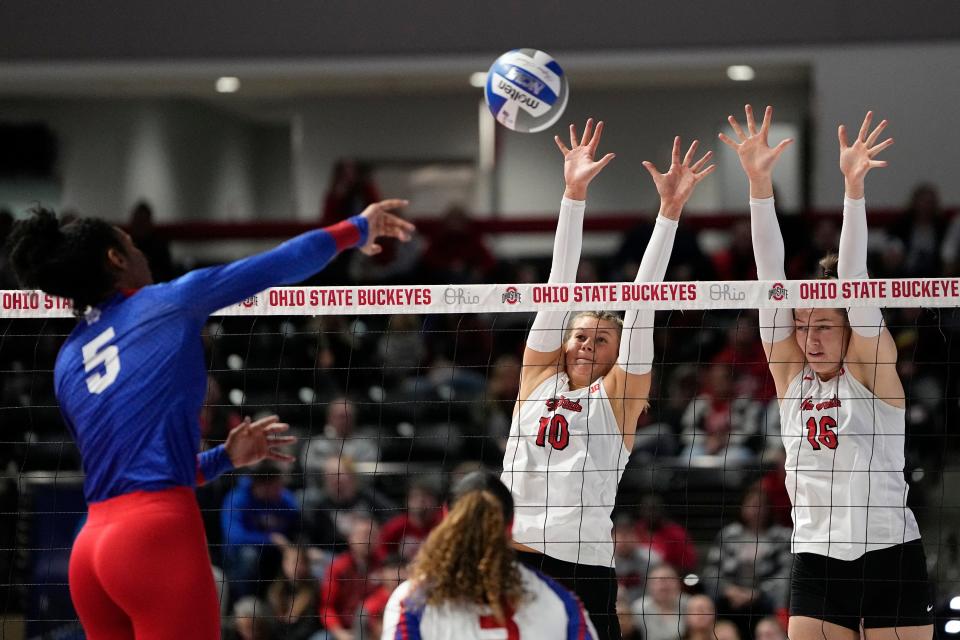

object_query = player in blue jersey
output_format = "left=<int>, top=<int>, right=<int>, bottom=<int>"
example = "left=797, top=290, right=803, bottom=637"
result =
left=383, top=471, right=596, bottom=639
left=6, top=200, right=414, bottom=640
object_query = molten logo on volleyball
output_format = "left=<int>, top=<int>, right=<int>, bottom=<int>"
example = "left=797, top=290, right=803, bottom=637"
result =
left=485, top=49, right=569, bottom=133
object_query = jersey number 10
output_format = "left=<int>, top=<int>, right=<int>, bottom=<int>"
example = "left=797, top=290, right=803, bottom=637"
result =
left=536, top=415, right=570, bottom=450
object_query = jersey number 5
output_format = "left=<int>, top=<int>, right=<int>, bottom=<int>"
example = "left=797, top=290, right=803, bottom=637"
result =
left=805, top=415, right=839, bottom=450
left=82, top=327, right=120, bottom=394
left=536, top=415, right=570, bottom=450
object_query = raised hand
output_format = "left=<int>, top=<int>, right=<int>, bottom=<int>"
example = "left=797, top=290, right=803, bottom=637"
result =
left=642, top=136, right=715, bottom=220
left=359, top=199, right=417, bottom=256
left=224, top=414, right=297, bottom=468
left=839, top=111, right=893, bottom=197
left=555, top=118, right=616, bottom=200
left=719, top=105, right=793, bottom=181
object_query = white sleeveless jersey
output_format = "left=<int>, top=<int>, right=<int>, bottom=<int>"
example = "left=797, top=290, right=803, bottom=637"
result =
left=780, top=365, right=921, bottom=560
left=501, top=372, right=629, bottom=567
left=382, top=564, right=597, bottom=640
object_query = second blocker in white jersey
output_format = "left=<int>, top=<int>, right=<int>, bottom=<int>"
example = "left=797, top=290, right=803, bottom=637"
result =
left=502, top=372, right=629, bottom=567
left=779, top=365, right=921, bottom=561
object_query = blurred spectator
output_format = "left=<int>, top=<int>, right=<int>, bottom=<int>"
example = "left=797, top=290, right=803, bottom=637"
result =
left=943, top=208, right=960, bottom=276
left=630, top=564, right=689, bottom=640
left=469, top=353, right=521, bottom=460
left=754, top=616, right=788, bottom=640
left=221, top=462, right=300, bottom=600
left=613, top=515, right=663, bottom=599
left=635, top=365, right=697, bottom=457
left=420, top=205, right=495, bottom=284
left=225, top=596, right=277, bottom=640
left=266, top=534, right=320, bottom=640
left=377, top=480, right=442, bottom=562
left=759, top=448, right=792, bottom=527
left=704, top=484, right=791, bottom=637
left=618, top=590, right=644, bottom=640
left=712, top=220, right=756, bottom=281
left=357, top=553, right=407, bottom=638
left=305, top=316, right=379, bottom=392
left=301, top=397, right=380, bottom=475
left=0, top=208, right=16, bottom=288
left=318, top=512, right=382, bottom=640
left=321, top=160, right=380, bottom=225
left=200, top=374, right=244, bottom=446
left=680, top=362, right=760, bottom=462
left=890, top=183, right=946, bottom=277
left=681, top=594, right=717, bottom=640
left=348, top=233, right=424, bottom=286
left=713, top=619, right=741, bottom=640
left=128, top=200, right=175, bottom=281
left=710, top=313, right=774, bottom=401
left=376, top=314, right=428, bottom=387
left=635, top=493, right=698, bottom=574
left=300, top=455, right=396, bottom=549
left=784, top=218, right=839, bottom=280
left=614, top=217, right=714, bottom=283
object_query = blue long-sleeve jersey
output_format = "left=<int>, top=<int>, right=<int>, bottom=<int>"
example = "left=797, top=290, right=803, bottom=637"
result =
left=221, top=476, right=300, bottom=546
left=54, top=216, right=369, bottom=503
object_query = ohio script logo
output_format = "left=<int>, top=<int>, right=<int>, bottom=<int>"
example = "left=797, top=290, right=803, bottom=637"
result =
left=502, top=286, right=521, bottom=305
left=768, top=283, right=788, bottom=301
left=443, top=287, right=480, bottom=305
left=709, top=283, right=746, bottom=302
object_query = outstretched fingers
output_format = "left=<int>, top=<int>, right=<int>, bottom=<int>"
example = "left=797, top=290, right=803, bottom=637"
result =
left=727, top=115, right=747, bottom=141
left=717, top=132, right=739, bottom=150
left=868, top=137, right=894, bottom=157
left=682, top=140, right=700, bottom=167
left=587, top=120, right=605, bottom=155
left=773, top=137, right=795, bottom=158
left=745, top=104, right=758, bottom=136
left=760, top=105, right=773, bottom=140
left=857, top=111, right=873, bottom=143
left=695, top=163, right=717, bottom=181
left=690, top=149, right=713, bottom=173
left=838, top=124, right=849, bottom=149
left=580, top=118, right=594, bottom=147
left=670, top=136, right=682, bottom=167
left=554, top=135, right=570, bottom=155
left=641, top=160, right=661, bottom=180
left=569, top=122, right=579, bottom=149
left=865, top=119, right=888, bottom=147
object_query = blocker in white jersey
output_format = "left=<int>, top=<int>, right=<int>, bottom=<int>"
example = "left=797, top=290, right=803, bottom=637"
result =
left=780, top=365, right=920, bottom=560
left=382, top=564, right=596, bottom=640
left=502, top=371, right=627, bottom=567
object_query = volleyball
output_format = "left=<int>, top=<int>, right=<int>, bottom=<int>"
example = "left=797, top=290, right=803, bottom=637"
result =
left=484, top=48, right=569, bottom=133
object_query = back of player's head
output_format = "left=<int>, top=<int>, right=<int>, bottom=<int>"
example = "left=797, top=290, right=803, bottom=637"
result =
left=450, top=470, right=513, bottom=525
left=6, top=207, right=124, bottom=315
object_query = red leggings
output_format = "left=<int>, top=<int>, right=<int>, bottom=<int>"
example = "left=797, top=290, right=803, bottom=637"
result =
left=69, top=487, right=220, bottom=639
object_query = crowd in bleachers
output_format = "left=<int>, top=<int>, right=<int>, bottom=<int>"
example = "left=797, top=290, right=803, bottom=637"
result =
left=1, top=179, right=959, bottom=639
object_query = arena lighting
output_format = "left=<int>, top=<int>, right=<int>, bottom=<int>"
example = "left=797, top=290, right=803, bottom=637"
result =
left=726, top=65, right=756, bottom=81
left=215, top=76, right=241, bottom=93
left=683, top=573, right=700, bottom=587
left=945, top=620, right=960, bottom=634
left=469, top=71, right=487, bottom=88
left=952, top=595, right=960, bottom=610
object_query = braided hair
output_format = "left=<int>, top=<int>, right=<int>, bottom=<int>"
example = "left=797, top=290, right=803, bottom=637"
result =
left=5, top=207, right=124, bottom=315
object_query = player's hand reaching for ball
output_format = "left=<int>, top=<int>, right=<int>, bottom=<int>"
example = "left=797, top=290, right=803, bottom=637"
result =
left=642, top=136, right=715, bottom=220
left=225, top=414, right=297, bottom=468
left=839, top=111, right=893, bottom=199
left=358, top=199, right=416, bottom=256
left=555, top=118, right=616, bottom=200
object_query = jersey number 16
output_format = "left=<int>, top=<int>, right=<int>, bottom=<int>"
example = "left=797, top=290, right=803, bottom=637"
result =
left=805, top=415, right=839, bottom=450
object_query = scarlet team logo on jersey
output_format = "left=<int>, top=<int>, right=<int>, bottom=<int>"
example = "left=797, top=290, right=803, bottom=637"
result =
left=545, top=395, right=583, bottom=412
left=801, top=395, right=842, bottom=412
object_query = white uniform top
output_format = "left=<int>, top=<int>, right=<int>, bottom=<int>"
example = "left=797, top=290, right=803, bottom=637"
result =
left=501, top=372, right=629, bottom=567
left=381, top=564, right=597, bottom=640
left=779, top=365, right=921, bottom=561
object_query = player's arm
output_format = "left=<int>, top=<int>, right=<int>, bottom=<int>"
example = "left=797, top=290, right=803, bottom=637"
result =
left=720, top=105, right=802, bottom=397
left=837, top=112, right=904, bottom=407
left=380, top=581, right=413, bottom=639
left=196, top=415, right=296, bottom=485
left=520, top=119, right=615, bottom=398
left=605, top=136, right=714, bottom=443
left=164, top=200, right=414, bottom=318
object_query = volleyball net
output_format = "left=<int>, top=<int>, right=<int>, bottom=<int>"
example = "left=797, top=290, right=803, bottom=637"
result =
left=2, top=278, right=960, bottom=636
